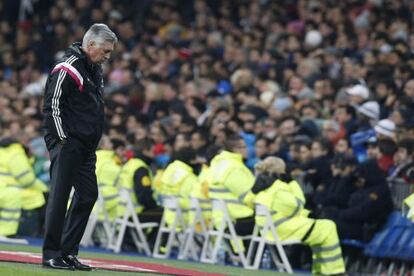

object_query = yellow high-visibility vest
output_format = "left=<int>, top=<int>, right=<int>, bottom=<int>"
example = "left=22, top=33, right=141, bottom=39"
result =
left=0, top=143, right=46, bottom=210
left=208, top=151, right=254, bottom=229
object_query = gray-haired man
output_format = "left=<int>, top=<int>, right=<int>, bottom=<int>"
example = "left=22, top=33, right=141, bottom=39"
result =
left=42, top=23, right=117, bottom=270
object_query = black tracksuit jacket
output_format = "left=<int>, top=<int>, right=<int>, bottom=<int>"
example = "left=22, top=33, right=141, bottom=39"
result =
left=42, top=42, right=104, bottom=150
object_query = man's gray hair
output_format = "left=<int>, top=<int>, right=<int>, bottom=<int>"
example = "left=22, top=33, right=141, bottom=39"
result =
left=82, top=23, right=118, bottom=48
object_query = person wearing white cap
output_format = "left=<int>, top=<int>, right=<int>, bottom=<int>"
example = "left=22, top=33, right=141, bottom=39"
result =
left=305, top=30, right=322, bottom=48
left=346, top=84, right=370, bottom=106
left=357, top=101, right=380, bottom=126
left=349, top=101, right=380, bottom=162
left=374, top=119, right=396, bottom=140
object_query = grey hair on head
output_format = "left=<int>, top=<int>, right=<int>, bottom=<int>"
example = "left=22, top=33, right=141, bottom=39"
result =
left=82, top=23, right=118, bottom=48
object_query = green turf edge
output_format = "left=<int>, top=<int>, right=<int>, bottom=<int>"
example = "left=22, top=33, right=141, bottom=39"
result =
left=0, top=261, right=162, bottom=276
left=0, top=243, right=303, bottom=276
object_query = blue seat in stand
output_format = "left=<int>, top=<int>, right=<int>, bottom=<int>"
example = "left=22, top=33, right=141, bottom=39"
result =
left=393, top=224, right=414, bottom=261
left=364, top=212, right=408, bottom=258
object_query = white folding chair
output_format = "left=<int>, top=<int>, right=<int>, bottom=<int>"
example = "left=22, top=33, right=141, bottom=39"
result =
left=178, top=197, right=208, bottom=260
left=80, top=188, right=114, bottom=248
left=200, top=199, right=251, bottom=267
left=106, top=188, right=158, bottom=255
left=153, top=195, right=186, bottom=259
left=245, top=204, right=300, bottom=273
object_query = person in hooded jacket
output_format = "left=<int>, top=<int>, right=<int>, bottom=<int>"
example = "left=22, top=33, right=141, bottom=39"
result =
left=322, top=159, right=393, bottom=241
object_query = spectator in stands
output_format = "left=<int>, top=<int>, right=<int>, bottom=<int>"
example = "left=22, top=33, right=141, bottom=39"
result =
left=323, top=160, right=393, bottom=241
left=333, top=105, right=358, bottom=137
left=298, top=140, right=313, bottom=166
left=400, top=79, right=414, bottom=110
left=247, top=136, right=271, bottom=170
left=173, top=133, right=190, bottom=153
left=388, top=139, right=414, bottom=184
left=321, top=120, right=344, bottom=145
left=274, top=116, right=301, bottom=160
left=334, top=138, right=353, bottom=156
left=390, top=108, right=413, bottom=129
left=305, top=138, right=334, bottom=192
left=346, top=84, right=370, bottom=107
left=190, top=128, right=209, bottom=162
left=376, top=138, right=398, bottom=175
left=350, top=101, right=380, bottom=162
left=365, top=138, right=380, bottom=161
left=356, top=101, right=381, bottom=131
left=374, top=119, right=397, bottom=141
left=286, top=140, right=303, bottom=173
left=314, top=154, right=358, bottom=213
left=373, top=80, right=397, bottom=119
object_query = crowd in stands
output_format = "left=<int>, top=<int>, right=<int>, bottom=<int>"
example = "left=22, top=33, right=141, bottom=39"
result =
left=1, top=0, right=414, bottom=272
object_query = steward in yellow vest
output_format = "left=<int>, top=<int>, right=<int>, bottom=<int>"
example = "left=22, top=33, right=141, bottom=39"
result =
left=152, top=168, right=164, bottom=204
left=253, top=157, right=345, bottom=275
left=119, top=138, right=163, bottom=223
left=0, top=138, right=47, bottom=210
left=403, top=193, right=414, bottom=220
left=115, top=138, right=163, bottom=247
left=95, top=136, right=123, bottom=220
left=160, top=147, right=199, bottom=227
left=189, top=164, right=212, bottom=225
left=0, top=184, right=20, bottom=236
left=188, top=145, right=221, bottom=227
left=0, top=138, right=48, bottom=236
left=208, top=135, right=255, bottom=238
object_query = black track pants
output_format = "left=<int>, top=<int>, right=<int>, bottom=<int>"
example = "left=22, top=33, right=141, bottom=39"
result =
left=42, top=137, right=98, bottom=260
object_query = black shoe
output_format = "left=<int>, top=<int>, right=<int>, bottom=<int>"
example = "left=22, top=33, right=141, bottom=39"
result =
left=42, top=257, right=75, bottom=270
left=63, top=255, right=93, bottom=271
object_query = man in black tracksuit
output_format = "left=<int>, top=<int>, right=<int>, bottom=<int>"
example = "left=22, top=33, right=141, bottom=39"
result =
left=42, top=24, right=117, bottom=271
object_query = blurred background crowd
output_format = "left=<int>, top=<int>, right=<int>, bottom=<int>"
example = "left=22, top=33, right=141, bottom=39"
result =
left=1, top=0, right=414, bottom=263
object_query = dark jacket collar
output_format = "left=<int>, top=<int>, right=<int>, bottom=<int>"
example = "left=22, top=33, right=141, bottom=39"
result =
left=67, top=42, right=84, bottom=58
left=0, top=137, right=17, bottom=147
left=66, top=42, right=97, bottom=70
left=134, top=152, right=153, bottom=166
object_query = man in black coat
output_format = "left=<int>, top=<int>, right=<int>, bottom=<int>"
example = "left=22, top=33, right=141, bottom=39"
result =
left=314, top=154, right=358, bottom=212
left=42, top=24, right=117, bottom=270
left=323, top=159, right=393, bottom=241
